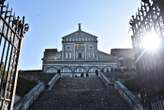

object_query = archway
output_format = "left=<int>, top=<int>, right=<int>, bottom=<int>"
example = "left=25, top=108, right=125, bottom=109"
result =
left=73, top=66, right=87, bottom=77
left=88, top=66, right=101, bottom=76
left=46, top=66, right=58, bottom=74
left=60, top=66, right=73, bottom=77
left=103, top=66, right=112, bottom=73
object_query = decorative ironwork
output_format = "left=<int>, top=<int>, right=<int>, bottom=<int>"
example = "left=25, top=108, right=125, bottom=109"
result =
left=129, top=0, right=164, bottom=97
left=0, top=1, right=29, bottom=110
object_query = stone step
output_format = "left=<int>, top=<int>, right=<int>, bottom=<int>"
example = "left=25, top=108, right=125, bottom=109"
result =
left=29, top=76, right=130, bottom=110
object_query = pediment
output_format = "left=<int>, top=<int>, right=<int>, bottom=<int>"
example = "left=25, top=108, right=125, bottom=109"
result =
left=62, top=30, right=97, bottom=42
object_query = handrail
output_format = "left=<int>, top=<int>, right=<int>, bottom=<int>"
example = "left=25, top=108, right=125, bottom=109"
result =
left=99, top=72, right=113, bottom=87
left=47, top=73, right=61, bottom=90
left=114, top=81, right=144, bottom=110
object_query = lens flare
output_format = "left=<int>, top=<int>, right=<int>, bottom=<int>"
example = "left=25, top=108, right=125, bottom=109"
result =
left=142, top=31, right=161, bottom=52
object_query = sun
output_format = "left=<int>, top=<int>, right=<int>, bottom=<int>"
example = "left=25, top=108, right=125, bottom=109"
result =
left=142, top=31, right=161, bottom=52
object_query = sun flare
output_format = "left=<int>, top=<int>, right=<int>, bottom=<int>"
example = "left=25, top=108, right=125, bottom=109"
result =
left=142, top=31, right=161, bottom=52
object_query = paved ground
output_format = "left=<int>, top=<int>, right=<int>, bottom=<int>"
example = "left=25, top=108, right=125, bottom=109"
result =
left=30, top=76, right=130, bottom=110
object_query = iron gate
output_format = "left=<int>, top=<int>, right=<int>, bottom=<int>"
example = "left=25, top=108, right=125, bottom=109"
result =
left=0, top=1, right=29, bottom=110
left=130, top=0, right=164, bottom=94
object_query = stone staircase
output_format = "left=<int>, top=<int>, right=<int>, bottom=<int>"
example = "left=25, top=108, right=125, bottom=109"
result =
left=29, top=76, right=130, bottom=110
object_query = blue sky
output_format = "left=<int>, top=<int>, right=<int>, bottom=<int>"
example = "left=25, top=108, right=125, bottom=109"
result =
left=7, top=0, right=140, bottom=70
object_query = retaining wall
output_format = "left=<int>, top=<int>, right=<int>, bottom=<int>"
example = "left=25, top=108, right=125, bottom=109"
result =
left=14, top=73, right=61, bottom=110
left=14, top=82, right=45, bottom=110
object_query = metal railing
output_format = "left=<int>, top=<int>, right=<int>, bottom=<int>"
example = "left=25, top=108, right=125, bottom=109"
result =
left=0, top=1, right=29, bottom=109
left=129, top=0, right=164, bottom=95
left=129, top=0, right=164, bottom=109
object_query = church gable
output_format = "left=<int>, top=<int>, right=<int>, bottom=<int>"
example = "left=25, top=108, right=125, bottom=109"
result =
left=62, top=24, right=97, bottom=43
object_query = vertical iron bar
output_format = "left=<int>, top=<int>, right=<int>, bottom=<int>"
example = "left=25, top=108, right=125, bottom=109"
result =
left=0, top=9, right=11, bottom=110
left=1, top=11, right=12, bottom=108
left=4, top=18, right=15, bottom=100
left=9, top=17, right=25, bottom=110
left=0, top=2, right=28, bottom=109
left=0, top=4, right=7, bottom=46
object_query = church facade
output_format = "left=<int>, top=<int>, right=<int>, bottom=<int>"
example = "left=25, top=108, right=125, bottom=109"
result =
left=42, top=24, right=118, bottom=77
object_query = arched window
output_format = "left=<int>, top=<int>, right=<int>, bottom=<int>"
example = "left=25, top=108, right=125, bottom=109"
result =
left=46, top=67, right=58, bottom=73
left=65, top=52, right=68, bottom=59
left=78, top=53, right=82, bottom=59
left=61, top=67, right=72, bottom=73
left=89, top=53, right=91, bottom=58
left=74, top=67, right=86, bottom=73
left=69, top=52, right=72, bottom=59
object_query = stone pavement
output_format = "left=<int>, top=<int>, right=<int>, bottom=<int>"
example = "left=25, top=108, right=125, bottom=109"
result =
left=30, top=76, right=130, bottom=110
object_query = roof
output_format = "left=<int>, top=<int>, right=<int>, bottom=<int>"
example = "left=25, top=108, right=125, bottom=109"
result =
left=111, top=48, right=134, bottom=59
left=98, top=50, right=117, bottom=61
left=19, top=70, right=42, bottom=74
left=98, top=50, right=111, bottom=56
left=62, top=24, right=98, bottom=40
left=62, top=30, right=97, bottom=39
left=44, top=48, right=58, bottom=53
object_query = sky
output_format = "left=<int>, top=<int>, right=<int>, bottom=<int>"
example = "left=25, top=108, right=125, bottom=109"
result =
left=6, top=0, right=140, bottom=70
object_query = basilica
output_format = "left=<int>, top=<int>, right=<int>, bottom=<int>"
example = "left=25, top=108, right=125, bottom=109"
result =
left=42, top=24, right=118, bottom=77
